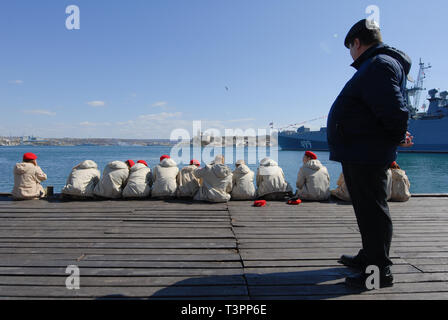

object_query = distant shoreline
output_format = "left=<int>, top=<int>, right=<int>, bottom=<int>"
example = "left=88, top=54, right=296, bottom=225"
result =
left=0, top=136, right=276, bottom=147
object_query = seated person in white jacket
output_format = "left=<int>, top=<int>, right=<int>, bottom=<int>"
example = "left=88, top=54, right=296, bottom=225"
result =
left=331, top=173, right=351, bottom=202
left=93, top=160, right=134, bottom=199
left=231, top=160, right=256, bottom=200
left=122, top=160, right=152, bottom=198
left=193, top=155, right=233, bottom=203
left=151, top=155, right=179, bottom=199
left=177, top=159, right=201, bottom=198
left=62, top=160, right=101, bottom=199
left=256, top=157, right=293, bottom=200
left=295, top=151, right=330, bottom=201
left=12, top=152, right=47, bottom=200
left=389, top=161, right=411, bottom=202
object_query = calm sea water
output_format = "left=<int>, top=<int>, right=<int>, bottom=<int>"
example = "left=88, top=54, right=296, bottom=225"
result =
left=1, top=145, right=447, bottom=194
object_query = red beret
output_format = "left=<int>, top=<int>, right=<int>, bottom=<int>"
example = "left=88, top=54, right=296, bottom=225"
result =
left=137, top=160, right=148, bottom=167
left=305, top=151, right=317, bottom=160
left=190, top=159, right=200, bottom=166
left=160, top=155, right=170, bottom=162
left=288, top=199, right=302, bottom=205
left=23, top=152, right=37, bottom=161
left=126, top=160, right=135, bottom=168
left=254, top=200, right=267, bottom=207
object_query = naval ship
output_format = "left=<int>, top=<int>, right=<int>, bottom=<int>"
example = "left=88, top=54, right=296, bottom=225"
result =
left=278, top=60, right=448, bottom=153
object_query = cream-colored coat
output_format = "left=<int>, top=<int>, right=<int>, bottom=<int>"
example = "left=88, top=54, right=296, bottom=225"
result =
left=231, top=164, right=256, bottom=200
left=390, top=168, right=411, bottom=202
left=330, top=170, right=393, bottom=201
left=12, top=162, right=47, bottom=200
left=256, top=158, right=293, bottom=199
left=193, top=164, right=233, bottom=203
left=122, top=163, right=152, bottom=198
left=177, top=165, right=201, bottom=198
left=151, top=158, right=179, bottom=198
left=331, top=173, right=351, bottom=202
left=62, top=160, right=100, bottom=198
left=386, top=169, right=393, bottom=200
left=296, top=159, right=330, bottom=201
left=93, top=161, right=129, bottom=199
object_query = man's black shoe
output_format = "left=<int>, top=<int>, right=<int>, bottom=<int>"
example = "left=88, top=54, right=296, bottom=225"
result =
left=338, top=254, right=367, bottom=271
left=345, top=267, right=394, bottom=290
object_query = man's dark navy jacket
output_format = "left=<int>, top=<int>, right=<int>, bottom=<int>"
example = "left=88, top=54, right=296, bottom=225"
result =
left=327, top=43, right=412, bottom=165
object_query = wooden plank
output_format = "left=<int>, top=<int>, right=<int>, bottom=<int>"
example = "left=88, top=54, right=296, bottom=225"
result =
left=0, top=267, right=244, bottom=276
left=0, top=260, right=242, bottom=269
left=243, top=258, right=407, bottom=268
left=246, top=270, right=448, bottom=286
left=0, top=285, right=248, bottom=298
left=249, top=281, right=448, bottom=297
left=244, top=264, right=421, bottom=275
left=0, top=275, right=246, bottom=286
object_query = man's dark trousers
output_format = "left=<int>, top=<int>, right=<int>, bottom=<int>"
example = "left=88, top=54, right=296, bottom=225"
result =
left=342, top=162, right=393, bottom=269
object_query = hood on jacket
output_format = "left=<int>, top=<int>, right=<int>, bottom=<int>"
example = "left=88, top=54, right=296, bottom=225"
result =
left=352, top=43, right=412, bottom=75
left=107, top=161, right=129, bottom=170
left=78, top=160, right=98, bottom=170
left=304, top=159, right=324, bottom=171
left=160, top=158, right=177, bottom=168
left=14, top=162, right=34, bottom=175
left=259, top=158, right=278, bottom=167
left=182, top=164, right=198, bottom=173
left=212, top=164, right=232, bottom=179
left=130, top=162, right=148, bottom=172
left=235, top=164, right=251, bottom=175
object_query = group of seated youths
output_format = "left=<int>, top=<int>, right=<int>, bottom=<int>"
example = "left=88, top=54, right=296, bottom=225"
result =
left=11, top=151, right=411, bottom=203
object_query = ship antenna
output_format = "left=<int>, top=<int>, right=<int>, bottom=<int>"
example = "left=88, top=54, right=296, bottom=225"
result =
left=406, top=58, right=432, bottom=114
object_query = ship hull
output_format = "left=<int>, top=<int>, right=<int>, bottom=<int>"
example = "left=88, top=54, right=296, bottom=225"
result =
left=278, top=117, right=448, bottom=153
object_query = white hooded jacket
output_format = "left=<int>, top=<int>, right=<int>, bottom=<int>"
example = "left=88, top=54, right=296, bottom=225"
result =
left=62, top=160, right=100, bottom=198
left=151, top=158, right=179, bottom=198
left=386, top=169, right=393, bottom=201
left=296, top=159, right=330, bottom=201
left=93, top=161, right=129, bottom=199
left=331, top=173, right=351, bottom=202
left=177, top=165, right=201, bottom=198
left=330, top=170, right=393, bottom=202
left=390, top=168, right=411, bottom=202
left=193, top=164, right=233, bottom=203
left=256, top=158, right=292, bottom=198
left=12, top=162, right=47, bottom=200
left=122, top=163, right=152, bottom=198
left=231, top=164, right=256, bottom=200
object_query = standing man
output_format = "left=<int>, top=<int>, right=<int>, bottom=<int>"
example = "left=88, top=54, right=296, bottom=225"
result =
left=327, top=19, right=414, bottom=289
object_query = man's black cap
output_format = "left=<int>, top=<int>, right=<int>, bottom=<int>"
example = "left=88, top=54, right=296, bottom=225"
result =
left=344, top=19, right=381, bottom=48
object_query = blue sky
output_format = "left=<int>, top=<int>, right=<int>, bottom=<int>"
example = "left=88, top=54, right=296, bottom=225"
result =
left=1, top=0, right=446, bottom=139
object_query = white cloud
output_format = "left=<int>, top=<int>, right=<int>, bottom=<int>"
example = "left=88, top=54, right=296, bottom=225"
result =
left=138, top=112, right=182, bottom=121
left=227, top=118, right=256, bottom=123
left=9, top=80, right=24, bottom=85
left=23, top=109, right=56, bottom=116
left=79, top=121, right=111, bottom=127
left=151, top=101, right=168, bottom=108
left=87, top=101, right=106, bottom=107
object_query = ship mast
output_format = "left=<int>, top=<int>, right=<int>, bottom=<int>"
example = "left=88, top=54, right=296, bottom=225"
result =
left=406, top=59, right=431, bottom=114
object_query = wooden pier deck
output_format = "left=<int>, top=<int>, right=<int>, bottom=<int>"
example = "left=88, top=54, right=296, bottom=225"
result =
left=0, top=195, right=447, bottom=300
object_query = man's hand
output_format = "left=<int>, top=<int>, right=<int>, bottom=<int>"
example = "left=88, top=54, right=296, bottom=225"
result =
left=399, top=131, right=414, bottom=148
